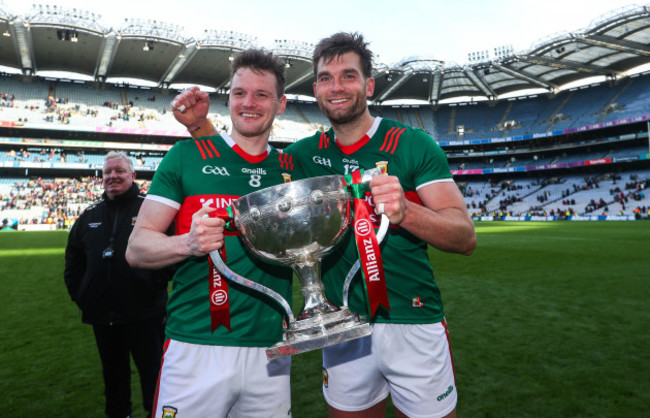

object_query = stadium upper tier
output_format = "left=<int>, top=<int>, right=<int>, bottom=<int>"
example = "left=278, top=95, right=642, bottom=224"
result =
left=0, top=4, right=650, bottom=102
left=0, top=70, right=648, bottom=181
left=0, top=71, right=648, bottom=143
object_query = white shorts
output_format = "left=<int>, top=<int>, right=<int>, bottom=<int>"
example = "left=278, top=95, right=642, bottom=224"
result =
left=322, top=322, right=456, bottom=418
left=153, top=339, right=291, bottom=418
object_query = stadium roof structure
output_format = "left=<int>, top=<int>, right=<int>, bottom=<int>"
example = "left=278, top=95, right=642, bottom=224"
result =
left=0, top=4, right=650, bottom=103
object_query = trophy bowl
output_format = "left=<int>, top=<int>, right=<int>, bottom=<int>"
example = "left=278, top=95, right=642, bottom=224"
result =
left=211, top=169, right=386, bottom=359
left=232, top=174, right=351, bottom=265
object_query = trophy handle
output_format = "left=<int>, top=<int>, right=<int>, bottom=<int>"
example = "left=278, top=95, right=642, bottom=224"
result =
left=342, top=213, right=390, bottom=308
left=209, top=209, right=296, bottom=324
left=209, top=249, right=296, bottom=324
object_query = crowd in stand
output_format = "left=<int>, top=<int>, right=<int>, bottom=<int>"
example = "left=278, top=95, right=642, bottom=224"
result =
left=0, top=177, right=151, bottom=228
left=3, top=148, right=69, bottom=163
left=0, top=172, right=648, bottom=227
left=0, top=91, right=15, bottom=107
left=462, top=174, right=650, bottom=219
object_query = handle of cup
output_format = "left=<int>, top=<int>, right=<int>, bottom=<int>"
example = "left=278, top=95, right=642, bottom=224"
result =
left=209, top=249, right=296, bottom=325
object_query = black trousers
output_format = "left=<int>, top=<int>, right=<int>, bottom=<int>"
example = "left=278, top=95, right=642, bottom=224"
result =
left=92, top=315, right=165, bottom=418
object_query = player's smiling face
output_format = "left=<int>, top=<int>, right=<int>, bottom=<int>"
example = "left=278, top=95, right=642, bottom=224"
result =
left=229, top=67, right=286, bottom=142
left=313, top=51, right=375, bottom=125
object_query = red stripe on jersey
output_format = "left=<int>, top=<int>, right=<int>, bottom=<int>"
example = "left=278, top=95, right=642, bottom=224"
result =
left=385, top=128, right=397, bottom=153
left=206, top=139, right=220, bottom=157
left=232, top=144, right=269, bottom=163
left=319, top=132, right=331, bottom=149
left=201, top=140, right=215, bottom=158
left=380, top=127, right=397, bottom=152
left=391, top=128, right=406, bottom=154
left=194, top=140, right=208, bottom=159
left=176, top=195, right=241, bottom=236
left=405, top=190, right=422, bottom=205
left=279, top=152, right=293, bottom=170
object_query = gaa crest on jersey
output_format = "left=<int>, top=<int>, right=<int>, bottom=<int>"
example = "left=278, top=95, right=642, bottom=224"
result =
left=162, top=405, right=178, bottom=418
left=322, top=367, right=329, bottom=388
left=202, top=165, right=231, bottom=176
left=412, top=297, right=424, bottom=307
left=313, top=155, right=332, bottom=167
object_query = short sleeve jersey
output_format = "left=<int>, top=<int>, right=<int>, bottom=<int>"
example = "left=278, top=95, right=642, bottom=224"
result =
left=285, top=117, right=453, bottom=324
left=147, top=133, right=298, bottom=346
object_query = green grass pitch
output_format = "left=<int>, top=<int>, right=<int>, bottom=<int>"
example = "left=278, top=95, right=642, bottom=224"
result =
left=1, top=221, right=648, bottom=417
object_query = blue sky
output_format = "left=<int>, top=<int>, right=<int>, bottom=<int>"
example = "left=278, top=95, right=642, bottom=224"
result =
left=11, top=0, right=641, bottom=64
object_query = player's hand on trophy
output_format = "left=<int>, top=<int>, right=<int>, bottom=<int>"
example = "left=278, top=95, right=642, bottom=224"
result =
left=170, top=86, right=211, bottom=131
left=184, top=206, right=226, bottom=256
left=370, top=175, right=407, bottom=225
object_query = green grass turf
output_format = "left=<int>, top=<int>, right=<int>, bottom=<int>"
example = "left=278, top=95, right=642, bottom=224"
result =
left=1, top=222, right=648, bottom=417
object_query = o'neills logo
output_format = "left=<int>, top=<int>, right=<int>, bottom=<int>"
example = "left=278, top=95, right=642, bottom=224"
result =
left=241, top=167, right=267, bottom=175
left=354, top=218, right=372, bottom=237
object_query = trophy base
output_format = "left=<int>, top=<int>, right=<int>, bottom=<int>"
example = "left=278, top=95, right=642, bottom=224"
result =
left=266, top=308, right=372, bottom=360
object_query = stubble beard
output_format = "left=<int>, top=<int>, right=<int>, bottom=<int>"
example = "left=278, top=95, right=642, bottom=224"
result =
left=319, top=95, right=367, bottom=126
left=232, top=115, right=272, bottom=140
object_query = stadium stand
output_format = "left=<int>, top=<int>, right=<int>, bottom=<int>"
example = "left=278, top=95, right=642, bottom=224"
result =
left=2, top=76, right=648, bottom=228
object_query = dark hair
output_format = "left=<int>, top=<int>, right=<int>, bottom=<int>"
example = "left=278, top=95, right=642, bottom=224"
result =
left=230, top=49, right=286, bottom=97
left=312, top=32, right=373, bottom=78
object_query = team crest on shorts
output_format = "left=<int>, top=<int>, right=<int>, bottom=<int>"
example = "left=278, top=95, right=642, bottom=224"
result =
left=162, top=405, right=178, bottom=418
left=412, top=297, right=424, bottom=307
left=131, top=216, right=137, bottom=226
left=322, top=367, right=329, bottom=388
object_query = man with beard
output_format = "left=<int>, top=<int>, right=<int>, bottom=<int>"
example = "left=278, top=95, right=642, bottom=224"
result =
left=170, top=33, right=476, bottom=418
left=126, top=49, right=297, bottom=418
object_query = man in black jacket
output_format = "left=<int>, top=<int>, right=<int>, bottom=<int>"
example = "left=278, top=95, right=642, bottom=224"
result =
left=64, top=151, right=170, bottom=418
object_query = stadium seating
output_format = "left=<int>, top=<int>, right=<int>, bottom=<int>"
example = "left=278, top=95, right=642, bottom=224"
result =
left=0, top=72, right=649, bottom=226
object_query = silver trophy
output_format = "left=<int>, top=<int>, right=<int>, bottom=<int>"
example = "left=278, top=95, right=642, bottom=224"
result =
left=210, top=168, right=389, bottom=359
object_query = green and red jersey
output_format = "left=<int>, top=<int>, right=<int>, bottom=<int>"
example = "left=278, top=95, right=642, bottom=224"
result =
left=285, top=117, right=454, bottom=324
left=147, top=133, right=298, bottom=347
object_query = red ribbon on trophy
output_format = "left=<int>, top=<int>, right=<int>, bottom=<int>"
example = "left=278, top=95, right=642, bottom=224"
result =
left=208, top=250, right=230, bottom=332
left=343, top=169, right=390, bottom=317
left=208, top=206, right=236, bottom=332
